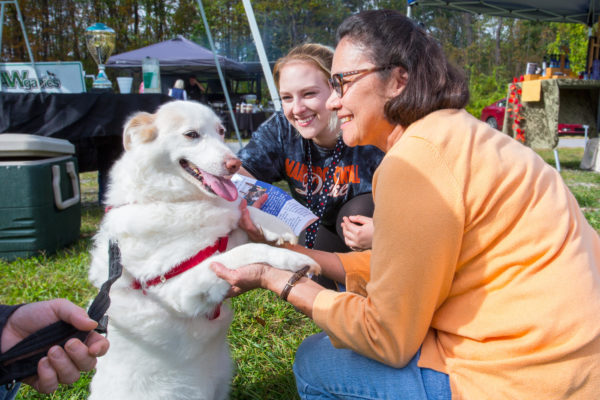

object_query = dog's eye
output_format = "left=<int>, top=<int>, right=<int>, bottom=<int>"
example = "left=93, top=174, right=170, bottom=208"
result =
left=184, top=130, right=200, bottom=139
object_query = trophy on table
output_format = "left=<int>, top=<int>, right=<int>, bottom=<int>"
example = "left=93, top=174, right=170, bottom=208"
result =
left=85, top=23, right=116, bottom=90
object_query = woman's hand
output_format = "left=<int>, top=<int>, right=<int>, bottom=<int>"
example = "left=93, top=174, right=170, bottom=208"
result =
left=189, top=77, right=205, bottom=92
left=211, top=261, right=323, bottom=318
left=210, top=262, right=270, bottom=297
left=341, top=215, right=374, bottom=251
left=2, top=299, right=110, bottom=394
left=238, top=196, right=270, bottom=243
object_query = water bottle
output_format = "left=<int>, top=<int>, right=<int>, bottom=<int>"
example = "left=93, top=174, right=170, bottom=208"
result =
left=142, top=57, right=161, bottom=94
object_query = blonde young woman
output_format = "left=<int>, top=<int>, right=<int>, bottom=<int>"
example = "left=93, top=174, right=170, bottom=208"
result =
left=237, top=44, right=384, bottom=255
left=168, top=79, right=187, bottom=100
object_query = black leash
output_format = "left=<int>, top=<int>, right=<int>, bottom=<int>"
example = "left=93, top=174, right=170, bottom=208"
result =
left=0, top=241, right=122, bottom=386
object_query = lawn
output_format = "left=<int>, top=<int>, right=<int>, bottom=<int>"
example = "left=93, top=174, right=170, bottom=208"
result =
left=0, top=147, right=598, bottom=399
left=536, top=147, right=600, bottom=231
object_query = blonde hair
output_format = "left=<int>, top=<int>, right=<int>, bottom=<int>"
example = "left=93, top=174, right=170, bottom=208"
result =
left=174, top=79, right=185, bottom=89
left=272, top=43, right=334, bottom=89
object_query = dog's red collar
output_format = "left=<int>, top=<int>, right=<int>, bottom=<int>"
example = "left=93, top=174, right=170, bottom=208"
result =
left=131, top=236, right=229, bottom=292
left=104, top=204, right=130, bottom=213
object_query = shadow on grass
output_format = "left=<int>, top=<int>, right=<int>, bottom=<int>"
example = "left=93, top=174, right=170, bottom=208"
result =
left=536, top=148, right=584, bottom=169
left=231, top=370, right=299, bottom=400
left=558, top=159, right=583, bottom=169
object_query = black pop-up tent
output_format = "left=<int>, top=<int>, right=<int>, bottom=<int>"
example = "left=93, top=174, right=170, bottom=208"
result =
left=408, top=0, right=600, bottom=73
left=408, top=1, right=600, bottom=76
left=106, top=35, right=257, bottom=106
left=407, top=0, right=600, bottom=26
left=106, top=35, right=246, bottom=75
left=408, top=0, right=600, bottom=170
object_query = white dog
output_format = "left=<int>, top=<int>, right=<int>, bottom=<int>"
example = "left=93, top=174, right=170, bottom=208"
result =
left=87, top=101, right=320, bottom=400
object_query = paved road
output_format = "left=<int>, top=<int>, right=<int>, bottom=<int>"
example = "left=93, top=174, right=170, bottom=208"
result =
left=558, top=138, right=587, bottom=148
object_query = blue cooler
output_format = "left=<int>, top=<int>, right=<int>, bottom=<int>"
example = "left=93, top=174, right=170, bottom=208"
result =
left=0, top=134, right=81, bottom=261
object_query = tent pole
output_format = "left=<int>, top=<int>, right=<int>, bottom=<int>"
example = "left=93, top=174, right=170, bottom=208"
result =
left=195, top=0, right=243, bottom=147
left=241, top=0, right=281, bottom=112
left=0, top=3, right=4, bottom=92
left=0, top=0, right=40, bottom=92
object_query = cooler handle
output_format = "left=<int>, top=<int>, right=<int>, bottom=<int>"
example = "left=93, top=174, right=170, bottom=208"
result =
left=52, top=161, right=80, bottom=210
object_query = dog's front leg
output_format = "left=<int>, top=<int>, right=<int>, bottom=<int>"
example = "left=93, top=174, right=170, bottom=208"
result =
left=162, top=243, right=320, bottom=318
left=213, top=243, right=320, bottom=274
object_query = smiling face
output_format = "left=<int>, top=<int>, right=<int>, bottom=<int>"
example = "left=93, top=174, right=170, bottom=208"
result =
left=326, top=38, right=401, bottom=150
left=122, top=101, right=240, bottom=203
left=278, top=61, right=339, bottom=148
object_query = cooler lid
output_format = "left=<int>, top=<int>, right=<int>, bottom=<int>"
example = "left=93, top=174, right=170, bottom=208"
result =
left=0, top=134, right=75, bottom=158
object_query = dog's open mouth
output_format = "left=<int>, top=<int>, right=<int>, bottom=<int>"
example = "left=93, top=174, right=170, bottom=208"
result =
left=179, top=159, right=238, bottom=202
left=207, top=303, right=221, bottom=320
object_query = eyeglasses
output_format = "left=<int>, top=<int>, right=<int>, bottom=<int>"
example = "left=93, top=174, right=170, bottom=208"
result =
left=328, top=66, right=393, bottom=98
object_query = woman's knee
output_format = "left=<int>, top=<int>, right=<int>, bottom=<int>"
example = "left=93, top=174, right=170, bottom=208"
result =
left=0, top=383, right=20, bottom=400
left=294, top=337, right=451, bottom=399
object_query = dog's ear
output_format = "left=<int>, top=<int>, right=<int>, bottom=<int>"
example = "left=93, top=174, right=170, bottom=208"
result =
left=123, top=112, right=157, bottom=151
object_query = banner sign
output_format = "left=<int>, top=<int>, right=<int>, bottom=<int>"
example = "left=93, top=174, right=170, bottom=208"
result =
left=0, top=62, right=86, bottom=93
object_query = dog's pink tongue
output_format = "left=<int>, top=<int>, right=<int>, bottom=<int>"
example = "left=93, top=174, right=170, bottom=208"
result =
left=203, top=173, right=238, bottom=202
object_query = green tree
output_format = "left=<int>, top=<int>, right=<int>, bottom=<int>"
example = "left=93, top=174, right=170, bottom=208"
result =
left=1, top=0, right=592, bottom=113
left=546, top=22, right=589, bottom=74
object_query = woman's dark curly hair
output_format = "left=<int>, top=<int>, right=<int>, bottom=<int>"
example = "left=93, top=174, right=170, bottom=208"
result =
left=336, top=10, right=469, bottom=127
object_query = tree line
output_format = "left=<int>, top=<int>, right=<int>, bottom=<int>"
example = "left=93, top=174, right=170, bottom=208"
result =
left=0, top=0, right=591, bottom=114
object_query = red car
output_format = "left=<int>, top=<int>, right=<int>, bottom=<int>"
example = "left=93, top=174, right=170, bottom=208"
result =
left=480, top=98, right=585, bottom=135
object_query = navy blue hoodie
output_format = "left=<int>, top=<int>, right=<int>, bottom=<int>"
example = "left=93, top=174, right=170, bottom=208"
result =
left=238, top=112, right=384, bottom=227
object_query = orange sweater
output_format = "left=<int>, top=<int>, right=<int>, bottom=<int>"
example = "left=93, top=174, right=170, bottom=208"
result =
left=312, top=109, right=600, bottom=399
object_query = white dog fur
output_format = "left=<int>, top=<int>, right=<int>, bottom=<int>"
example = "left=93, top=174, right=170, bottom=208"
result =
left=87, top=100, right=320, bottom=400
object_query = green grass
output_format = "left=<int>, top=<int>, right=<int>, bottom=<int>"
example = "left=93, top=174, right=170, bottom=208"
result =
left=1, top=148, right=599, bottom=399
left=536, top=148, right=600, bottom=233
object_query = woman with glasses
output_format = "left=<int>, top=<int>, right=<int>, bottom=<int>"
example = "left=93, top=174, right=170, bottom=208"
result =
left=237, top=44, right=384, bottom=256
left=215, top=10, right=600, bottom=399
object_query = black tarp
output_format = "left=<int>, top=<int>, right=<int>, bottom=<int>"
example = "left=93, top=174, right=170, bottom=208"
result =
left=0, top=93, right=173, bottom=171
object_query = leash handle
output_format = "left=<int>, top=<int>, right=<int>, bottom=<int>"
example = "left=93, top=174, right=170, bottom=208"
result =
left=0, top=241, right=122, bottom=386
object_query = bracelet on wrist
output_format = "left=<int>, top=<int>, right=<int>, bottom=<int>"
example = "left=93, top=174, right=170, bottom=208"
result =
left=280, top=266, right=310, bottom=301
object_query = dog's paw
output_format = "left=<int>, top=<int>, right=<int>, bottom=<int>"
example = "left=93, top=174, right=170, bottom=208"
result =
left=259, top=225, right=298, bottom=246
left=248, top=208, right=298, bottom=245
left=270, top=249, right=321, bottom=276
left=176, top=274, right=232, bottom=319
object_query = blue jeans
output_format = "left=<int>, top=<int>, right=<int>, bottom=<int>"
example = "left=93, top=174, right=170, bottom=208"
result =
left=293, top=332, right=451, bottom=399
left=0, top=383, right=20, bottom=400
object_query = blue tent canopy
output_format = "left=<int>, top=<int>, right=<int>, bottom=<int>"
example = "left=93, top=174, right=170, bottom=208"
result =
left=408, top=0, right=600, bottom=26
left=106, top=35, right=246, bottom=75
